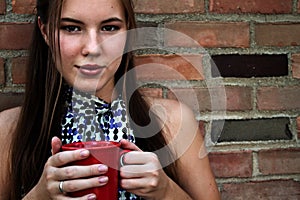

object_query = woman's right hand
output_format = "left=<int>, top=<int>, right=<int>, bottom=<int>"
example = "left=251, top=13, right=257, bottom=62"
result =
left=31, top=137, right=109, bottom=200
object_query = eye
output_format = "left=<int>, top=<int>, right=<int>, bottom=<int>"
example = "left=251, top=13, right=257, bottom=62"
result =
left=61, top=25, right=81, bottom=33
left=101, top=25, right=120, bottom=32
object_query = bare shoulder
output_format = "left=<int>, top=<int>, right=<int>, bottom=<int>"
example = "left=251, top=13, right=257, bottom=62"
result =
left=150, top=97, right=195, bottom=122
left=0, top=107, right=21, bottom=140
left=147, top=97, right=198, bottom=138
left=0, top=106, right=21, bottom=120
left=0, top=108, right=21, bottom=198
left=146, top=98, right=220, bottom=199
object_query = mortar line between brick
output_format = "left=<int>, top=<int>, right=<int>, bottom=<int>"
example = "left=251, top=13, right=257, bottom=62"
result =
left=136, top=14, right=300, bottom=24
left=289, top=118, right=299, bottom=141
left=135, top=47, right=300, bottom=56
left=292, top=0, right=299, bottom=14
left=249, top=21, right=256, bottom=48
left=204, top=0, right=210, bottom=14
left=208, top=141, right=300, bottom=153
left=5, top=0, right=12, bottom=14
left=216, top=174, right=300, bottom=184
left=252, top=151, right=261, bottom=177
left=252, top=86, right=258, bottom=112
left=162, top=88, right=168, bottom=99
left=4, top=58, right=12, bottom=86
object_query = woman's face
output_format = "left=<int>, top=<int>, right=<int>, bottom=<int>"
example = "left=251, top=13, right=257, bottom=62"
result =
left=56, top=0, right=127, bottom=100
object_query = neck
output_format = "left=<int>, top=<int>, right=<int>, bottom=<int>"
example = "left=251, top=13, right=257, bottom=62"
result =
left=96, top=89, right=118, bottom=103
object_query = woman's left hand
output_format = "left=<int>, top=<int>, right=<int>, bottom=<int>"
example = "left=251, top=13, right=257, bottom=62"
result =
left=119, top=140, right=170, bottom=200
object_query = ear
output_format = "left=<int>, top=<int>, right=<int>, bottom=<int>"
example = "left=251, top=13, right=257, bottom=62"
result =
left=38, top=17, right=49, bottom=45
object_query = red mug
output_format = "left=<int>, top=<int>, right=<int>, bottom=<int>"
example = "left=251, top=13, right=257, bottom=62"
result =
left=61, top=141, right=130, bottom=199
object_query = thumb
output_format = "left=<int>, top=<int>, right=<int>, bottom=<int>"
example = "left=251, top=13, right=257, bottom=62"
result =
left=120, top=139, right=142, bottom=152
left=51, top=137, right=62, bottom=155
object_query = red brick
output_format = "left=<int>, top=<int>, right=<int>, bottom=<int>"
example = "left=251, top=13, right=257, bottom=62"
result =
left=224, top=86, right=252, bottom=111
left=0, top=0, right=6, bottom=14
left=12, top=0, right=36, bottom=14
left=135, top=54, right=204, bottom=81
left=165, top=22, right=250, bottom=48
left=208, top=151, right=252, bottom=178
left=167, top=88, right=209, bottom=112
left=210, top=0, right=292, bottom=14
left=139, top=88, right=163, bottom=98
left=292, top=54, right=300, bottom=79
left=221, top=180, right=300, bottom=199
left=258, top=149, right=300, bottom=175
left=134, top=0, right=204, bottom=14
left=11, top=57, right=28, bottom=84
left=0, top=58, right=4, bottom=84
left=298, top=1, right=300, bottom=13
left=257, top=86, right=300, bottom=110
left=0, top=23, right=34, bottom=50
left=255, top=23, right=300, bottom=47
left=167, top=86, right=252, bottom=112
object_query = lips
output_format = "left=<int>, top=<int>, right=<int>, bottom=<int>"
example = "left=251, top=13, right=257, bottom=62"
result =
left=76, top=64, right=105, bottom=76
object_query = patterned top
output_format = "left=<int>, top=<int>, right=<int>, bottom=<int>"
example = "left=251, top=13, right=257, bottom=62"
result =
left=61, top=88, right=142, bottom=200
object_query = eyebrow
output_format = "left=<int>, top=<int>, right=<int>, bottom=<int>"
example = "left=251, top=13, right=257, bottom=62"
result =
left=60, top=17, right=83, bottom=24
left=102, top=17, right=124, bottom=24
left=60, top=17, right=124, bottom=24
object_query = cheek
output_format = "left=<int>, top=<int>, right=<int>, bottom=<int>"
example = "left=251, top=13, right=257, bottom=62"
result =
left=54, top=37, right=79, bottom=75
left=107, top=35, right=127, bottom=74
left=105, top=34, right=127, bottom=60
left=59, top=37, right=79, bottom=62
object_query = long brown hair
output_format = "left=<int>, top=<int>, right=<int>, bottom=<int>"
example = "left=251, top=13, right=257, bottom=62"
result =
left=9, top=0, right=176, bottom=199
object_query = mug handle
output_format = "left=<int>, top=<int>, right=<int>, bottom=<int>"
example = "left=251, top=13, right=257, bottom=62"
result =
left=120, top=149, right=131, bottom=167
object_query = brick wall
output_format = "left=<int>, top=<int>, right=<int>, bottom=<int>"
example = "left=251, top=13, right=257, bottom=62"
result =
left=1, top=0, right=300, bottom=199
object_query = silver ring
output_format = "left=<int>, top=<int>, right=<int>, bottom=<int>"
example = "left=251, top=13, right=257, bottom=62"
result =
left=59, top=181, right=65, bottom=194
left=120, top=154, right=126, bottom=167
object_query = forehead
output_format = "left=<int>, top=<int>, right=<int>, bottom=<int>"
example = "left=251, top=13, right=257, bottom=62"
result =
left=61, top=0, right=125, bottom=21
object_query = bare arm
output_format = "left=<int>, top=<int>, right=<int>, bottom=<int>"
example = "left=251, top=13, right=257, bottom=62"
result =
left=0, top=107, right=21, bottom=199
left=120, top=98, right=220, bottom=199
left=0, top=108, right=111, bottom=200
left=153, top=99, right=220, bottom=199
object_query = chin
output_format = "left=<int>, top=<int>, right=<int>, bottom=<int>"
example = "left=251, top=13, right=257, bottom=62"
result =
left=70, top=80, right=101, bottom=94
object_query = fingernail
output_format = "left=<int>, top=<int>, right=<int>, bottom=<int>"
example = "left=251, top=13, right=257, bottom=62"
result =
left=99, top=176, right=108, bottom=184
left=88, top=194, right=96, bottom=200
left=80, top=150, right=89, bottom=157
left=98, top=164, right=108, bottom=172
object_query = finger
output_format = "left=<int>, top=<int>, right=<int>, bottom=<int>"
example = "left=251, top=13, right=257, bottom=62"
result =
left=120, top=139, right=142, bottom=151
left=51, top=137, right=62, bottom=155
left=122, top=151, right=159, bottom=166
left=49, top=149, right=90, bottom=167
left=120, top=177, right=153, bottom=191
left=120, top=165, right=144, bottom=178
left=80, top=194, right=97, bottom=200
left=120, top=163, right=161, bottom=179
left=57, top=194, right=97, bottom=200
left=55, top=164, right=108, bottom=180
left=59, top=176, right=108, bottom=193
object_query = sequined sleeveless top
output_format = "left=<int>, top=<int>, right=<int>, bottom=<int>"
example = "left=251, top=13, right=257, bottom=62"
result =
left=61, top=88, right=142, bottom=200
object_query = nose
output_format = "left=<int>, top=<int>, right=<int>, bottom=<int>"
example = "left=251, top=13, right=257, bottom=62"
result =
left=81, top=30, right=101, bottom=57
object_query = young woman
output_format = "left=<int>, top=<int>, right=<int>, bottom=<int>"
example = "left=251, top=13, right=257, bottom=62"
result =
left=0, top=0, right=220, bottom=199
